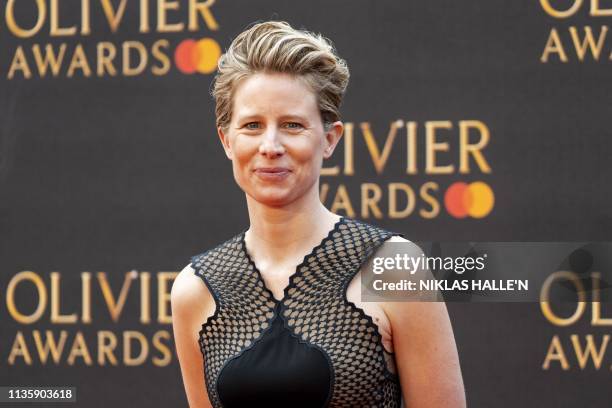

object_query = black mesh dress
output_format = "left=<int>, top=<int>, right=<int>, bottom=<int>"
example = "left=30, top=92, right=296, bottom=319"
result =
left=189, top=216, right=403, bottom=407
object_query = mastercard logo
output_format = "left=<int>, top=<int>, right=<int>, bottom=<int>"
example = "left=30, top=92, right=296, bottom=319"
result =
left=444, top=181, right=494, bottom=219
left=174, top=38, right=221, bottom=74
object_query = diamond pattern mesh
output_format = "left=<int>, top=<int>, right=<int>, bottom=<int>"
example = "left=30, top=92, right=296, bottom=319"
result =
left=190, top=217, right=402, bottom=407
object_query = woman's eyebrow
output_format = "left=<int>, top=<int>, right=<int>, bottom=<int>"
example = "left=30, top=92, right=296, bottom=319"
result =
left=235, top=113, right=262, bottom=122
left=236, top=113, right=309, bottom=122
left=277, top=114, right=308, bottom=122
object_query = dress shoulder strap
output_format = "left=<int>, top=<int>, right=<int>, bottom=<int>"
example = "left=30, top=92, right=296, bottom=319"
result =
left=189, top=232, right=246, bottom=303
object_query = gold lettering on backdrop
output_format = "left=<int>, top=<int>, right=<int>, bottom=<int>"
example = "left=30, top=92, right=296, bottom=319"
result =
left=539, top=271, right=612, bottom=371
left=6, top=272, right=47, bottom=324
left=4, top=0, right=220, bottom=78
left=419, top=182, right=439, bottom=218
left=321, top=182, right=447, bottom=219
left=152, top=331, right=173, bottom=366
left=543, top=335, right=611, bottom=370
left=591, top=0, right=612, bottom=16
left=97, top=42, right=117, bottom=76
left=569, top=25, right=608, bottom=61
left=97, top=272, right=134, bottom=322
left=122, top=41, right=148, bottom=76
left=51, top=273, right=77, bottom=324
left=4, top=271, right=180, bottom=366
left=32, top=44, right=67, bottom=77
left=388, top=183, right=415, bottom=219
left=591, top=272, right=612, bottom=325
left=7, top=330, right=175, bottom=366
left=50, top=0, right=77, bottom=36
left=571, top=334, right=610, bottom=369
left=541, top=28, right=569, bottom=63
left=139, top=0, right=150, bottom=32
left=7, top=46, right=33, bottom=79
left=151, top=39, right=171, bottom=75
left=540, top=271, right=586, bottom=326
left=6, top=271, right=181, bottom=323
left=406, top=121, right=417, bottom=174
left=542, top=335, right=570, bottom=370
left=5, top=0, right=46, bottom=38
left=152, top=330, right=173, bottom=366
left=8, top=40, right=174, bottom=79
left=361, top=120, right=403, bottom=174
left=66, top=44, right=92, bottom=77
left=318, top=119, right=492, bottom=220
left=8, top=332, right=32, bottom=365
left=459, top=120, right=491, bottom=174
left=124, top=331, right=149, bottom=366
left=425, top=121, right=454, bottom=174
left=140, top=272, right=151, bottom=324
left=158, top=272, right=177, bottom=324
left=33, top=330, right=68, bottom=364
left=67, top=332, right=93, bottom=365
left=189, top=0, right=219, bottom=31
left=343, top=122, right=354, bottom=175
left=540, top=0, right=584, bottom=18
left=100, top=0, right=128, bottom=33
left=81, top=0, right=91, bottom=35
left=540, top=1, right=611, bottom=63
left=98, top=330, right=119, bottom=365
left=5, top=0, right=219, bottom=38
left=361, top=183, right=383, bottom=219
left=81, top=272, right=92, bottom=323
left=329, top=184, right=356, bottom=217
left=158, top=0, right=184, bottom=32
left=543, top=0, right=612, bottom=17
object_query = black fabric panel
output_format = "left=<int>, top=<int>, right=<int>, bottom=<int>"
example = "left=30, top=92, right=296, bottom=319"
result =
left=217, top=303, right=332, bottom=407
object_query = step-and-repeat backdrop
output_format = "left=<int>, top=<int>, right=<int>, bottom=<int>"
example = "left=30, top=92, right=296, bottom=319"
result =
left=1, top=1, right=610, bottom=406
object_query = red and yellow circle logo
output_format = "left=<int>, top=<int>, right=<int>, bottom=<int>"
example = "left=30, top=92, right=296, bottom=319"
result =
left=444, top=181, right=494, bottom=218
left=174, top=38, right=221, bottom=74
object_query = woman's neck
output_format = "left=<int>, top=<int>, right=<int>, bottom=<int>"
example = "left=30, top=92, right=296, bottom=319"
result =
left=244, top=188, right=341, bottom=264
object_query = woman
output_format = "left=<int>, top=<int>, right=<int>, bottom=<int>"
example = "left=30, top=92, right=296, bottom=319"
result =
left=171, top=20, right=465, bottom=407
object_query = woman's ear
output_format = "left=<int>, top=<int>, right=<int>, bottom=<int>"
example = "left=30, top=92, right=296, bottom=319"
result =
left=217, top=126, right=233, bottom=160
left=323, top=121, right=344, bottom=159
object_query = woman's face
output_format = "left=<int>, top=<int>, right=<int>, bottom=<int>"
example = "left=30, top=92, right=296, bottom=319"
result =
left=218, top=72, right=343, bottom=207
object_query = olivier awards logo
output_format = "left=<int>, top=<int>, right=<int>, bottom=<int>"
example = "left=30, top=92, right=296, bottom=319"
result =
left=320, top=119, right=495, bottom=221
left=539, top=244, right=612, bottom=373
left=2, top=0, right=222, bottom=79
left=540, top=0, right=612, bottom=63
left=540, top=271, right=612, bottom=371
left=5, top=270, right=177, bottom=367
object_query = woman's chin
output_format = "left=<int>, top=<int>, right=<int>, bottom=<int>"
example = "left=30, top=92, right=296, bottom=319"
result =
left=250, top=190, right=297, bottom=208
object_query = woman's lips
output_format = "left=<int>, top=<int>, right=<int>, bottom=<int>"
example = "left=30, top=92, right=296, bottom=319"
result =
left=253, top=167, right=291, bottom=181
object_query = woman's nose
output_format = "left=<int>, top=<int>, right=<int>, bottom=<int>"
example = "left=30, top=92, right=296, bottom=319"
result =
left=258, top=127, right=285, bottom=157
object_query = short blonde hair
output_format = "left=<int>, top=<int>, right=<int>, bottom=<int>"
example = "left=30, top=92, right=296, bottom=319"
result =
left=211, top=20, right=350, bottom=132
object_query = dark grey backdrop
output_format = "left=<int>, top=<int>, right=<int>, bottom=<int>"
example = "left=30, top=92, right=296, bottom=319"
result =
left=1, top=1, right=610, bottom=407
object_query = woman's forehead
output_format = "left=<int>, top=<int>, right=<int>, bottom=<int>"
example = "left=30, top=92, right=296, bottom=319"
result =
left=233, top=73, right=318, bottom=118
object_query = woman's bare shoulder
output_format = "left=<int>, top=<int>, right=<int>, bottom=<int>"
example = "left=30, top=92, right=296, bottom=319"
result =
left=374, top=233, right=441, bottom=303
left=379, top=234, right=426, bottom=258
left=171, top=263, right=214, bottom=319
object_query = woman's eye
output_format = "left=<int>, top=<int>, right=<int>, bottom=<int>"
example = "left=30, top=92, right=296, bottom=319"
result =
left=244, top=122, right=260, bottom=129
left=285, top=122, right=304, bottom=129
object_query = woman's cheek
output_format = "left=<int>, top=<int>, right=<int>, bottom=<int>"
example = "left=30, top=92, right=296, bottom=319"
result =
left=232, top=137, right=257, bottom=166
left=231, top=161, right=245, bottom=190
left=289, top=138, right=320, bottom=162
